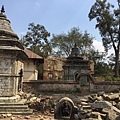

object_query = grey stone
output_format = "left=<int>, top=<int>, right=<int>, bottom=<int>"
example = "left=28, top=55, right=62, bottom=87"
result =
left=89, top=101, right=112, bottom=109
left=116, top=102, right=120, bottom=109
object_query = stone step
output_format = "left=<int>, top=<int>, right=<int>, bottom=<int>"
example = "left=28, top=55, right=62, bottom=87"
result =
left=0, top=95, right=21, bottom=103
left=0, top=110, right=33, bottom=115
left=0, top=101, right=33, bottom=115
left=0, top=108, right=32, bottom=112
left=0, top=105, right=28, bottom=109
left=0, top=107, right=33, bottom=115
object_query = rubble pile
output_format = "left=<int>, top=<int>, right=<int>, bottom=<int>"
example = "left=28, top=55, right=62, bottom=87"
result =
left=76, top=92, right=120, bottom=120
left=2, top=91, right=120, bottom=120
left=0, top=92, right=55, bottom=120
left=24, top=93, right=55, bottom=114
left=20, top=92, right=120, bottom=120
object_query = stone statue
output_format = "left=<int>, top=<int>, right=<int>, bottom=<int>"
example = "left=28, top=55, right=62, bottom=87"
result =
left=61, top=101, right=71, bottom=117
left=54, top=97, right=78, bottom=120
left=18, top=69, right=23, bottom=92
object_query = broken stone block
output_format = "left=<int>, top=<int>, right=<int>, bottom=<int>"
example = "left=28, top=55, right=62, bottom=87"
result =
left=80, top=98, right=88, bottom=102
left=91, top=111, right=106, bottom=118
left=97, top=91, right=105, bottom=96
left=116, top=102, right=120, bottom=109
left=89, top=101, right=112, bottom=109
left=96, top=96, right=103, bottom=101
left=107, top=93, right=119, bottom=101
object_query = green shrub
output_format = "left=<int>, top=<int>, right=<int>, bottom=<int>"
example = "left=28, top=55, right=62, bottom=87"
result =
left=104, top=76, right=120, bottom=81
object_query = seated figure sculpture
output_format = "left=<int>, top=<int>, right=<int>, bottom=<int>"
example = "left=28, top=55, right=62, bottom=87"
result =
left=61, top=101, right=71, bottom=117
left=54, top=97, right=78, bottom=120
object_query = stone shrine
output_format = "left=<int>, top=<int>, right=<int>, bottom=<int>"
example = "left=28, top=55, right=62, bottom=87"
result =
left=54, top=97, right=78, bottom=120
left=0, top=6, right=27, bottom=97
left=63, top=43, right=93, bottom=81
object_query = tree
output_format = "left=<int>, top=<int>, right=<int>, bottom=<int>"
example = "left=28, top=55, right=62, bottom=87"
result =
left=22, top=22, right=51, bottom=58
left=50, top=27, right=94, bottom=58
left=88, top=0, right=120, bottom=77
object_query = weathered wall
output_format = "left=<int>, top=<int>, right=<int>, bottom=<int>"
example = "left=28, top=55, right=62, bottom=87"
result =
left=23, top=80, right=120, bottom=94
left=90, top=81, right=120, bottom=93
left=16, top=60, right=24, bottom=74
left=43, top=58, right=94, bottom=81
left=0, top=54, right=24, bottom=96
left=23, top=80, right=80, bottom=93
left=43, top=58, right=66, bottom=80
left=24, top=59, right=38, bottom=81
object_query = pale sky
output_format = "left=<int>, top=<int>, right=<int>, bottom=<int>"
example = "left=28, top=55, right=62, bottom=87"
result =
left=0, top=0, right=118, bottom=54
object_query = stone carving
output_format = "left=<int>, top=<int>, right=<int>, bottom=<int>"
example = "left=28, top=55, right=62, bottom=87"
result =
left=54, top=97, right=78, bottom=120
left=61, top=101, right=71, bottom=117
left=18, top=69, right=23, bottom=92
left=0, top=58, right=11, bottom=73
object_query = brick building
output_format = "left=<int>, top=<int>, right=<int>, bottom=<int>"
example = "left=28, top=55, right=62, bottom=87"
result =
left=43, top=58, right=66, bottom=80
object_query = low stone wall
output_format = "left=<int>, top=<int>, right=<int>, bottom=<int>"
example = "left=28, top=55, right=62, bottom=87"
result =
left=90, top=81, right=120, bottom=93
left=23, top=80, right=80, bottom=93
left=23, top=80, right=120, bottom=94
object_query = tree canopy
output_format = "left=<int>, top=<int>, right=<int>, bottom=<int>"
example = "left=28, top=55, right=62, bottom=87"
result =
left=50, top=27, right=94, bottom=58
left=88, top=0, right=120, bottom=77
left=22, top=22, right=51, bottom=58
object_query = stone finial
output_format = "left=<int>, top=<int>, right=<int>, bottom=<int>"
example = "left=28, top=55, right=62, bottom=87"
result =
left=1, top=5, right=5, bottom=14
left=74, top=43, right=77, bottom=48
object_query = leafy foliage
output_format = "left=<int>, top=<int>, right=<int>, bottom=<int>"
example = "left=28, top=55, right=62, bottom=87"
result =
left=22, top=22, right=51, bottom=58
left=50, top=27, right=94, bottom=58
left=95, top=62, right=113, bottom=77
left=88, top=0, right=120, bottom=77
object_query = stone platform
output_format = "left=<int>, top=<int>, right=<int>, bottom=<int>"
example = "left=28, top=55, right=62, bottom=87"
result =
left=0, top=96, right=33, bottom=115
left=0, top=95, right=21, bottom=103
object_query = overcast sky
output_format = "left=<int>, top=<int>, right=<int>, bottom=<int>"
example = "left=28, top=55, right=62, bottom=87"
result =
left=0, top=0, right=118, bottom=54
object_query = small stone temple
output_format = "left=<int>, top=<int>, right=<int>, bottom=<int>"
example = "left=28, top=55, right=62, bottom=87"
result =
left=0, top=6, right=28, bottom=97
left=63, top=43, right=94, bottom=81
left=0, top=6, right=43, bottom=97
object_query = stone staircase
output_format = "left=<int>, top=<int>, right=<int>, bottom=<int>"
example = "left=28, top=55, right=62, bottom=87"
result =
left=0, top=100, right=33, bottom=115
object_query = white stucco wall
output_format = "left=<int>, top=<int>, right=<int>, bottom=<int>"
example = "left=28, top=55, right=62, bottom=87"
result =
left=23, top=60, right=38, bottom=81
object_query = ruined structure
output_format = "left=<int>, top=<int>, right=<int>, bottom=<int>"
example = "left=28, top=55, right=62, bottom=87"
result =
left=63, top=43, right=94, bottom=81
left=43, top=44, right=94, bottom=82
left=43, top=58, right=66, bottom=80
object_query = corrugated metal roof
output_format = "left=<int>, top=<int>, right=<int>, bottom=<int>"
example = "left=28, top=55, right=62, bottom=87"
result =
left=24, top=47, right=43, bottom=59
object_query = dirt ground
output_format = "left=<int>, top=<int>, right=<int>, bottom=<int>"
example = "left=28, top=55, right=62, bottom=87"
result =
left=0, top=112, right=54, bottom=120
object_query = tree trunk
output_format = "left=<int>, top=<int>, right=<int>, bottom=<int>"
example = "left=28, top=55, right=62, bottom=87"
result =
left=115, top=52, right=119, bottom=77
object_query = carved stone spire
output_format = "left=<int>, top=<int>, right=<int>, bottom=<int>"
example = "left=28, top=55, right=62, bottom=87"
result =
left=0, top=5, right=18, bottom=39
left=1, top=5, right=5, bottom=14
left=70, top=43, right=79, bottom=57
left=74, top=43, right=77, bottom=48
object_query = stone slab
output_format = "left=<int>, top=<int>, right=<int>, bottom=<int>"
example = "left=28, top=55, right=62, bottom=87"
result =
left=0, top=95, right=20, bottom=103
